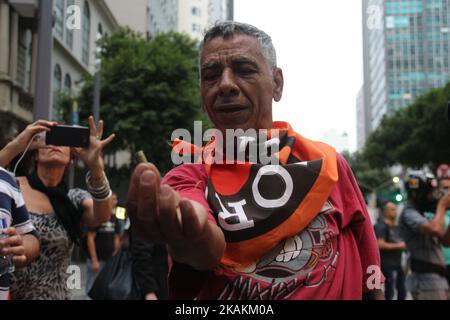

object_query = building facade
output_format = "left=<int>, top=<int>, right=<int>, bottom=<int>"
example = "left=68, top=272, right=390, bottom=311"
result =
left=105, top=0, right=149, bottom=36
left=356, top=86, right=367, bottom=150
left=360, top=0, right=450, bottom=146
left=0, top=0, right=119, bottom=145
left=147, top=0, right=234, bottom=41
left=209, top=0, right=234, bottom=25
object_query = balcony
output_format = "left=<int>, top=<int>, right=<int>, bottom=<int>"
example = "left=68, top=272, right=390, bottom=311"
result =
left=8, top=0, right=38, bottom=18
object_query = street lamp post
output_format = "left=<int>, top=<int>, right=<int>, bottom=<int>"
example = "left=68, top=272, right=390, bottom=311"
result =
left=92, top=33, right=102, bottom=122
left=92, top=71, right=101, bottom=122
left=68, top=100, right=79, bottom=189
left=33, top=0, right=54, bottom=121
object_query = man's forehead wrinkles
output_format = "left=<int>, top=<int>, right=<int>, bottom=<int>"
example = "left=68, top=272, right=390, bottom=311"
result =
left=202, top=51, right=257, bottom=67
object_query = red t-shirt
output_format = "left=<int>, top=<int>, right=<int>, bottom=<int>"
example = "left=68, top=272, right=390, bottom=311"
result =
left=162, top=154, right=383, bottom=300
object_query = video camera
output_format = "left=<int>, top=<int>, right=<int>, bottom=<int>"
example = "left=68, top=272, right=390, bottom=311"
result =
left=405, top=171, right=440, bottom=213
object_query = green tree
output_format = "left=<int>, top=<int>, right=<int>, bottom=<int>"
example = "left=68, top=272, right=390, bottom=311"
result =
left=342, top=150, right=391, bottom=196
left=76, top=28, right=206, bottom=173
left=363, top=82, right=450, bottom=171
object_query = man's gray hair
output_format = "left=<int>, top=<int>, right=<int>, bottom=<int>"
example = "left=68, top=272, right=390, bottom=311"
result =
left=199, top=21, right=277, bottom=71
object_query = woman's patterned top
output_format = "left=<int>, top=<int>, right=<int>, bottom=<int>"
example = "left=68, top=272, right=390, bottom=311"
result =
left=10, top=188, right=90, bottom=300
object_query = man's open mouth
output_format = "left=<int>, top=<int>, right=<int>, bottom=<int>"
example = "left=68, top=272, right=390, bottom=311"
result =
left=216, top=105, right=249, bottom=114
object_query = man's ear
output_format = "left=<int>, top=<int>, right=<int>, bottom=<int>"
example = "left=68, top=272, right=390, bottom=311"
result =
left=273, top=68, right=284, bottom=102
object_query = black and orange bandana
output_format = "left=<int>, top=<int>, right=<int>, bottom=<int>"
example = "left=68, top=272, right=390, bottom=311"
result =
left=172, top=122, right=338, bottom=269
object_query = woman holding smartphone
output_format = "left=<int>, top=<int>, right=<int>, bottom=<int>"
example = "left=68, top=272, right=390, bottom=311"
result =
left=0, top=116, right=115, bottom=299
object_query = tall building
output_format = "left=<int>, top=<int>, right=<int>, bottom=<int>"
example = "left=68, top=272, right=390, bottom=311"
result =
left=0, top=0, right=119, bottom=145
left=360, top=0, right=450, bottom=144
left=356, top=86, right=367, bottom=150
left=147, top=0, right=234, bottom=41
left=226, top=0, right=234, bottom=20
left=106, top=0, right=149, bottom=36
left=209, top=0, right=234, bottom=25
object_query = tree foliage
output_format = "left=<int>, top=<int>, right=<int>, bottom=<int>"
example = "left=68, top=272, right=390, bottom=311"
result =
left=363, top=82, right=450, bottom=171
left=345, top=83, right=450, bottom=198
left=342, top=150, right=391, bottom=195
left=75, top=28, right=206, bottom=173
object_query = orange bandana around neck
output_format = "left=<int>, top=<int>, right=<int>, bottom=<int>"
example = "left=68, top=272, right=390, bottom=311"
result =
left=173, top=122, right=338, bottom=269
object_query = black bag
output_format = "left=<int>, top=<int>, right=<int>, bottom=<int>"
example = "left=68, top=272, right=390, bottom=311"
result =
left=88, top=249, right=142, bottom=300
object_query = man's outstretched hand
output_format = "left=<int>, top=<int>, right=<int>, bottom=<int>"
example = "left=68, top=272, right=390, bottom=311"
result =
left=126, top=163, right=225, bottom=270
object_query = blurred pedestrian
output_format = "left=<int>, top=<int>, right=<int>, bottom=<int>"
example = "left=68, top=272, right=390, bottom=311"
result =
left=129, top=232, right=169, bottom=300
left=374, top=201, right=407, bottom=300
left=83, top=192, right=121, bottom=294
left=400, top=171, right=450, bottom=300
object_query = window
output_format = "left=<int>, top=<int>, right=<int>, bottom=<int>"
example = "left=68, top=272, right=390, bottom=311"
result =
left=192, top=24, right=202, bottom=33
left=55, top=0, right=64, bottom=38
left=95, top=24, right=104, bottom=67
left=66, top=0, right=74, bottom=49
left=98, top=23, right=103, bottom=38
left=53, top=64, right=62, bottom=93
left=64, top=73, right=72, bottom=95
left=82, top=1, right=91, bottom=65
left=25, top=30, right=32, bottom=92
left=53, top=64, right=62, bottom=114
left=191, top=7, right=201, bottom=17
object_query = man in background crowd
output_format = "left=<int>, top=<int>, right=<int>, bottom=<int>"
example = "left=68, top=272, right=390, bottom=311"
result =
left=400, top=171, right=450, bottom=300
left=84, top=192, right=121, bottom=293
left=375, top=202, right=407, bottom=300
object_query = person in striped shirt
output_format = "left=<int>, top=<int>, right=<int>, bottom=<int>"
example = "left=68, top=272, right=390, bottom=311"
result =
left=0, top=167, right=40, bottom=300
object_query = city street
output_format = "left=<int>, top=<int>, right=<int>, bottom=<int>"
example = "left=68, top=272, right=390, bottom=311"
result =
left=1, top=0, right=449, bottom=302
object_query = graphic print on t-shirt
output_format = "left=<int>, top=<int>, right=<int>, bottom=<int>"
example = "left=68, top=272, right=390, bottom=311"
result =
left=217, top=201, right=338, bottom=300
left=205, top=160, right=323, bottom=242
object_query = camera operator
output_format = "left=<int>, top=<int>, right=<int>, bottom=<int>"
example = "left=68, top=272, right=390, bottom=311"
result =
left=400, top=171, right=450, bottom=300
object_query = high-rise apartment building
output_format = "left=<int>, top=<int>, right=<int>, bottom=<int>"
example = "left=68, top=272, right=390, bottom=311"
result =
left=359, top=0, right=450, bottom=147
left=147, top=0, right=234, bottom=41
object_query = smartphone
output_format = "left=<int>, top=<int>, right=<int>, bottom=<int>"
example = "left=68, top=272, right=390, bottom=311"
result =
left=46, top=125, right=90, bottom=148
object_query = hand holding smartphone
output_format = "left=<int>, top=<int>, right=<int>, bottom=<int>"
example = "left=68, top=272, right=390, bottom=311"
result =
left=45, top=125, right=90, bottom=148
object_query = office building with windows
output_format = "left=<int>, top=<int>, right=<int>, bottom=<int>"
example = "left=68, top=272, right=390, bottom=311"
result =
left=148, top=0, right=234, bottom=41
left=106, top=0, right=149, bottom=36
left=359, top=0, right=450, bottom=147
left=0, top=0, right=119, bottom=144
left=356, top=86, right=367, bottom=150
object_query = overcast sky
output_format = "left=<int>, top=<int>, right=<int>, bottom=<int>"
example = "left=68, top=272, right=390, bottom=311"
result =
left=234, top=0, right=363, bottom=152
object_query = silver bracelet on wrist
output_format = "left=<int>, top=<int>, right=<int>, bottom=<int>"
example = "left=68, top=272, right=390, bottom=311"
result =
left=91, top=189, right=113, bottom=202
left=86, top=171, right=112, bottom=201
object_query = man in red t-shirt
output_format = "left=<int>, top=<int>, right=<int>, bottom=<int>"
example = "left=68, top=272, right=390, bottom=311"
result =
left=126, top=21, right=384, bottom=300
